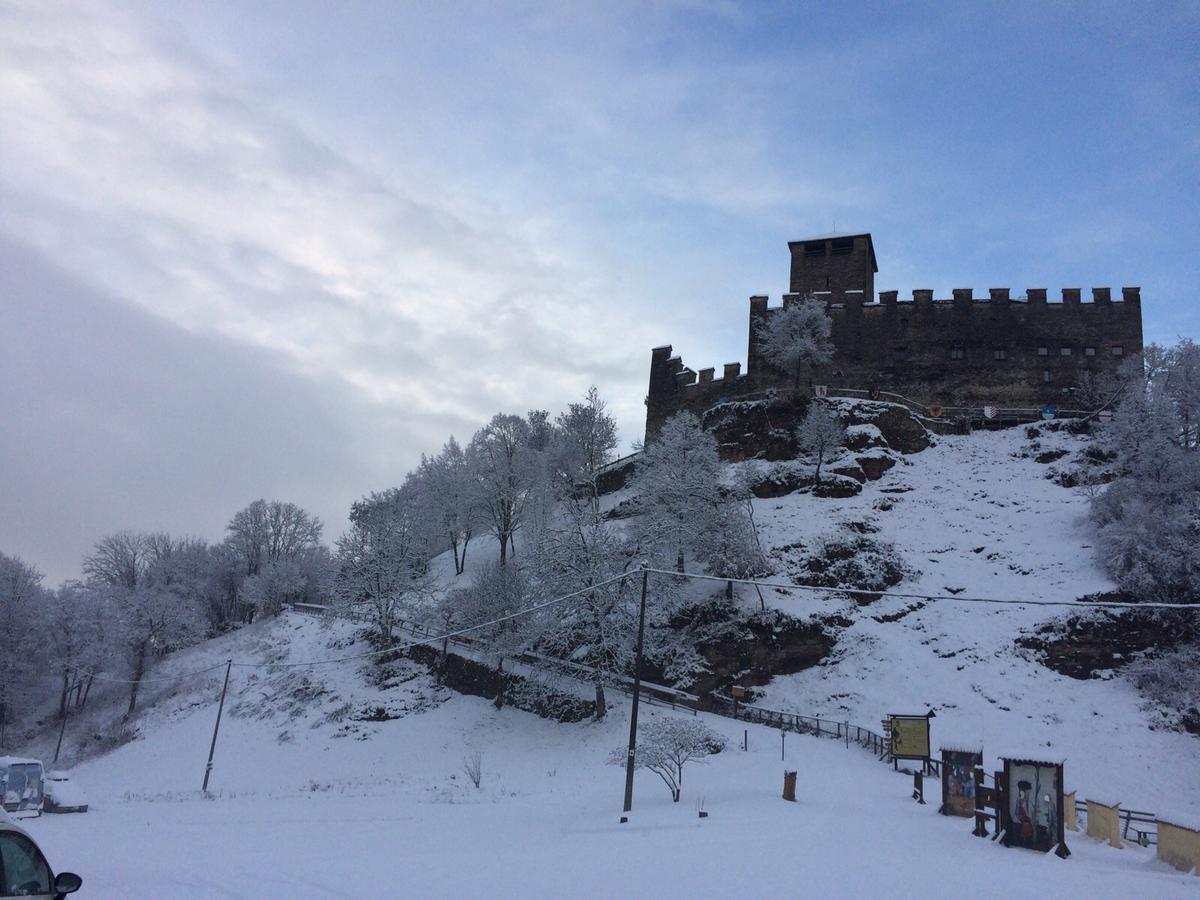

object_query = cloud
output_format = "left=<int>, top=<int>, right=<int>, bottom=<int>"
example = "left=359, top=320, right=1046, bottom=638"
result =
left=0, top=0, right=642, bottom=434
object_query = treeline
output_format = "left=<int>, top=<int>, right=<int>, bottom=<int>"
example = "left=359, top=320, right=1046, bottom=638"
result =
left=0, top=499, right=329, bottom=743
left=0, top=386, right=767, bottom=744
left=332, top=387, right=766, bottom=719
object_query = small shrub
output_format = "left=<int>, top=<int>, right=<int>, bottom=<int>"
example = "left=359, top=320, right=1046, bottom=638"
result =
left=462, top=750, right=483, bottom=788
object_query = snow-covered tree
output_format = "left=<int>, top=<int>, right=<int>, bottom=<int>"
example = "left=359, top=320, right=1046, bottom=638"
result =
left=83, top=532, right=207, bottom=716
left=628, top=412, right=761, bottom=583
left=224, top=500, right=325, bottom=621
left=555, top=386, right=619, bottom=508
left=1163, top=339, right=1200, bottom=450
left=0, top=553, right=47, bottom=748
left=454, top=561, right=533, bottom=706
left=416, top=437, right=478, bottom=576
left=335, top=487, right=432, bottom=642
left=1092, top=342, right=1200, bottom=602
left=43, top=582, right=113, bottom=719
left=795, top=402, right=847, bottom=485
left=755, top=296, right=834, bottom=389
left=527, top=492, right=637, bottom=719
left=467, top=414, right=535, bottom=565
left=81, top=530, right=155, bottom=591
left=627, top=413, right=725, bottom=573
left=607, top=717, right=725, bottom=802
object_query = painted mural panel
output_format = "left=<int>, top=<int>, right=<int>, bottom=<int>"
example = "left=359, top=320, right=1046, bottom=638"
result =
left=942, top=751, right=978, bottom=817
left=1007, top=763, right=1059, bottom=851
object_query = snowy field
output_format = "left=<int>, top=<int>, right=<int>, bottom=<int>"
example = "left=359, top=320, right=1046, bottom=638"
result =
left=22, top=690, right=1196, bottom=899
left=16, top=608, right=1198, bottom=899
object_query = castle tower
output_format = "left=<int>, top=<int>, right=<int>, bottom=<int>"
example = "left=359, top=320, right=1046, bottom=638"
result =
left=787, top=232, right=877, bottom=299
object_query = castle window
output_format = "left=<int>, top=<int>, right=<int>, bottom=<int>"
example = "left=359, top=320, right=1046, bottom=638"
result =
left=1043, top=370, right=1051, bottom=383
left=1084, top=346, right=1096, bottom=357
left=993, top=348, right=1008, bottom=361
left=831, top=237, right=853, bottom=256
left=804, top=241, right=825, bottom=257
left=1111, top=345, right=1124, bottom=357
left=950, top=346, right=965, bottom=360
left=1037, top=346, right=1049, bottom=357
left=1060, top=347, right=1073, bottom=357
left=893, top=346, right=908, bottom=361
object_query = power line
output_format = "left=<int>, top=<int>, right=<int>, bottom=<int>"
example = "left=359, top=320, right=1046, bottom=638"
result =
left=60, top=661, right=231, bottom=685
left=57, top=564, right=1199, bottom=687
left=61, top=569, right=634, bottom=682
left=231, top=569, right=633, bottom=670
left=642, top=567, right=1200, bottom=610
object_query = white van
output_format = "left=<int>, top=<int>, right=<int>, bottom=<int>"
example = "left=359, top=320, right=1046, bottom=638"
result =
left=0, top=758, right=44, bottom=818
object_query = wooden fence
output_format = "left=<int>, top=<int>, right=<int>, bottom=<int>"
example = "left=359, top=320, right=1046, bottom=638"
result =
left=710, top=694, right=891, bottom=761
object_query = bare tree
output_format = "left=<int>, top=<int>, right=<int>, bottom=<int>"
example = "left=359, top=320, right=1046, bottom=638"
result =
left=755, top=296, right=833, bottom=390
left=795, top=402, right=847, bottom=485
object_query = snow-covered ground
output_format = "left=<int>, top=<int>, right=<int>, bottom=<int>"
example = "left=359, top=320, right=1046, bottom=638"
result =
left=16, top=423, right=1200, bottom=897
left=19, top=616, right=1197, bottom=899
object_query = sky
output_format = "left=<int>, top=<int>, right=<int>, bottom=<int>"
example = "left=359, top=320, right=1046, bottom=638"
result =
left=2, top=0, right=1198, bottom=584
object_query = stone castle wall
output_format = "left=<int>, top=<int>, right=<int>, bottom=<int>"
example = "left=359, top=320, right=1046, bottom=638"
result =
left=645, top=234, right=1144, bottom=440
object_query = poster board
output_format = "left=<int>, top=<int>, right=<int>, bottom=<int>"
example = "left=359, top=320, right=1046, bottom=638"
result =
left=888, top=714, right=931, bottom=762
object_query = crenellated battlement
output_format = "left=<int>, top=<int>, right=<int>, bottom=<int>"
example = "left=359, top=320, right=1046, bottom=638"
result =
left=646, top=345, right=750, bottom=435
left=646, top=232, right=1145, bottom=440
left=752, top=286, right=1140, bottom=310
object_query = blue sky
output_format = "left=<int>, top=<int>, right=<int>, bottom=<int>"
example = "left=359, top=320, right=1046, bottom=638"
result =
left=2, top=0, right=1197, bottom=581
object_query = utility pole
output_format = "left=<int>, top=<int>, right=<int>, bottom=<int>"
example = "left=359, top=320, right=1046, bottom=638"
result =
left=53, top=685, right=74, bottom=764
left=621, top=568, right=649, bottom=822
left=202, top=660, right=233, bottom=794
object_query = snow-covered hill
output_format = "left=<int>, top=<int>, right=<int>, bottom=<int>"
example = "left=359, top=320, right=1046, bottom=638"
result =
left=742, top=422, right=1200, bottom=815
left=19, top=613, right=1197, bottom=898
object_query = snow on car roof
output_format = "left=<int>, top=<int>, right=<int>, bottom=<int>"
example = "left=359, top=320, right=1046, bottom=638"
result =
left=0, top=756, right=42, bottom=767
